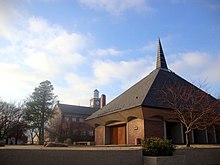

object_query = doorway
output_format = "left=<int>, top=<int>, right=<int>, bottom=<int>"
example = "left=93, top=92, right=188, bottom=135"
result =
left=110, top=124, right=126, bottom=144
left=166, top=122, right=183, bottom=144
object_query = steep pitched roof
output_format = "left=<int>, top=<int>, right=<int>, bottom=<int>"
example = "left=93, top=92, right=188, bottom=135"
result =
left=87, top=69, right=159, bottom=119
left=58, top=103, right=98, bottom=116
left=86, top=39, right=216, bottom=121
left=142, top=69, right=192, bottom=108
left=86, top=69, right=178, bottom=120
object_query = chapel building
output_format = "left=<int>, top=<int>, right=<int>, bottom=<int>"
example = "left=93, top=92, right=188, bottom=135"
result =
left=86, top=39, right=220, bottom=145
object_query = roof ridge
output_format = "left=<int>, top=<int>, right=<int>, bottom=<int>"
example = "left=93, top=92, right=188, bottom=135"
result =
left=86, top=69, right=160, bottom=120
left=59, top=103, right=90, bottom=108
left=140, top=69, right=160, bottom=105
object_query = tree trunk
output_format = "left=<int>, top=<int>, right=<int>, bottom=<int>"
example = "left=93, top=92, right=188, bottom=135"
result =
left=41, top=111, right=45, bottom=145
left=31, top=137, right=34, bottom=144
left=6, top=137, right=8, bottom=144
left=38, top=128, right=42, bottom=145
left=41, top=101, right=45, bottom=145
left=15, top=131, right=18, bottom=145
left=30, top=132, right=34, bottom=144
left=41, top=123, right=44, bottom=145
left=185, top=131, right=190, bottom=147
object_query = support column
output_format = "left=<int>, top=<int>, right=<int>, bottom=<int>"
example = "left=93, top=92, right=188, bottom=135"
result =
left=103, top=126, right=106, bottom=144
left=126, top=123, right=129, bottom=145
left=163, top=121, right=167, bottom=139
left=180, top=123, right=184, bottom=144
left=205, top=129, right=208, bottom=143
left=191, top=130, right=195, bottom=144
left=213, top=125, right=217, bottom=144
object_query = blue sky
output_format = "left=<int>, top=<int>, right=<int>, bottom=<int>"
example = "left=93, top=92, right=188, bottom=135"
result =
left=0, top=0, right=220, bottom=105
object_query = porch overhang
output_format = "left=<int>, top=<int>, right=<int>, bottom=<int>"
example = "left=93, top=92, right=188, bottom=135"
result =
left=85, top=106, right=143, bottom=127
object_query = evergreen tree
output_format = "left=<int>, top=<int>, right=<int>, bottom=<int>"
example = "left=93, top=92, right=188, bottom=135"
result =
left=24, top=80, right=56, bottom=144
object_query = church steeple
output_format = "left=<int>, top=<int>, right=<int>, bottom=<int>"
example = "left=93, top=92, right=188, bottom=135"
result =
left=156, top=38, right=168, bottom=70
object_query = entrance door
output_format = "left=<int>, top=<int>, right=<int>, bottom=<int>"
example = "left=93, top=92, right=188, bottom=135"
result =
left=166, top=122, right=183, bottom=144
left=110, top=126, right=118, bottom=144
left=110, top=124, right=126, bottom=144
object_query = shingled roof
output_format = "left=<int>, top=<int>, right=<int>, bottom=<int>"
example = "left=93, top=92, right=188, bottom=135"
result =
left=156, top=38, right=168, bottom=69
left=58, top=103, right=98, bottom=116
left=86, top=39, right=215, bottom=120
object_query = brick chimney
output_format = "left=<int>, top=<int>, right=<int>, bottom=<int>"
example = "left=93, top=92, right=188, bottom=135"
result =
left=100, top=94, right=106, bottom=109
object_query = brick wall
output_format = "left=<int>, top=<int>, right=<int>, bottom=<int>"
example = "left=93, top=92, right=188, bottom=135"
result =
left=127, top=118, right=144, bottom=144
left=144, top=120, right=164, bottom=138
left=0, top=147, right=143, bottom=165
left=95, top=126, right=104, bottom=145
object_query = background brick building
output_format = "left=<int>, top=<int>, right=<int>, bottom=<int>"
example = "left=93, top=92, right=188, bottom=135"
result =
left=49, top=90, right=106, bottom=143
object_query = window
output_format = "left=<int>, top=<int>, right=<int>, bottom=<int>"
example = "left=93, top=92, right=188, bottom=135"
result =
left=89, top=130, right=94, bottom=136
left=72, top=117, right=77, bottom=122
left=81, top=130, right=86, bottom=136
left=79, top=118, right=84, bottom=123
left=64, top=116, right=69, bottom=122
left=73, top=129, right=78, bottom=135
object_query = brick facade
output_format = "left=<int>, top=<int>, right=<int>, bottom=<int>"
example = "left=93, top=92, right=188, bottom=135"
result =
left=61, top=115, right=94, bottom=142
left=95, top=126, right=104, bottom=145
left=49, top=104, right=96, bottom=143
left=127, top=118, right=144, bottom=144
left=144, top=120, right=164, bottom=138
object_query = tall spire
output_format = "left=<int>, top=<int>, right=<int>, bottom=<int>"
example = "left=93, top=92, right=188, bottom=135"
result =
left=156, top=38, right=168, bottom=70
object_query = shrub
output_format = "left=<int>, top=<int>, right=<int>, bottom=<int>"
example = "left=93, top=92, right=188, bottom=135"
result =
left=142, top=137, right=175, bottom=156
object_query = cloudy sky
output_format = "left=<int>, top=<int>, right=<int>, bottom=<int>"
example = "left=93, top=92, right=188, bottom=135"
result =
left=0, top=0, right=220, bottom=105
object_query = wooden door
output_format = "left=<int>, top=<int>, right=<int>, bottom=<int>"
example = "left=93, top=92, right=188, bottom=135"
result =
left=110, top=126, right=118, bottom=144
left=110, top=124, right=126, bottom=144
left=118, top=125, right=126, bottom=144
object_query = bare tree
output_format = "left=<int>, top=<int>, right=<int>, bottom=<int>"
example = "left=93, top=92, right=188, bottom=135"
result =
left=46, top=111, right=62, bottom=142
left=0, top=100, right=14, bottom=142
left=0, top=100, right=27, bottom=144
left=159, top=81, right=220, bottom=147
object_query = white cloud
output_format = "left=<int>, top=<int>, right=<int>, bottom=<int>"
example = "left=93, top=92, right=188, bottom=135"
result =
left=79, top=0, right=154, bottom=15
left=89, top=48, right=126, bottom=57
left=141, top=40, right=157, bottom=53
left=92, top=58, right=154, bottom=89
left=2, top=16, right=88, bottom=74
left=26, top=17, right=89, bottom=53
left=0, top=62, right=40, bottom=101
left=169, top=51, right=220, bottom=94
left=170, top=52, right=209, bottom=70
left=0, top=0, right=219, bottom=105
left=54, top=58, right=152, bottom=105
left=24, top=17, right=89, bottom=52
left=0, top=7, right=90, bottom=102
left=0, top=0, right=24, bottom=42
left=24, top=51, right=56, bottom=75
left=55, top=73, right=94, bottom=105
